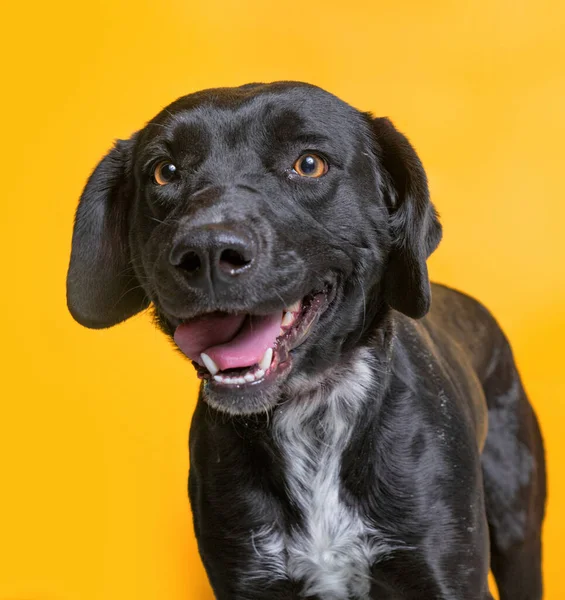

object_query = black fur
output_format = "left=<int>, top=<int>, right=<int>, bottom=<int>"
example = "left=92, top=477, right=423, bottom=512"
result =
left=67, top=82, right=546, bottom=599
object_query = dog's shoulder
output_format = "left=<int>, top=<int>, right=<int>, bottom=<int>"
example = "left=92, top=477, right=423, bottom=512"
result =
left=387, top=284, right=499, bottom=445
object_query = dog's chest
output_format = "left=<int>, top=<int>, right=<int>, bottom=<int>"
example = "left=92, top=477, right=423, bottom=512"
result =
left=250, top=359, right=386, bottom=599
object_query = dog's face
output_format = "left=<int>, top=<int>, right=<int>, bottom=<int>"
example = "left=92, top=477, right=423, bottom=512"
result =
left=67, top=82, right=441, bottom=414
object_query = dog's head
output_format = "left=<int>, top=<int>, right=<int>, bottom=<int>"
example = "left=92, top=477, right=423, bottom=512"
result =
left=67, top=82, right=441, bottom=414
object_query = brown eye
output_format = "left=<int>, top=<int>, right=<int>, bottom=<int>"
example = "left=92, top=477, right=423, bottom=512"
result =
left=293, top=154, right=328, bottom=178
left=154, top=161, right=178, bottom=185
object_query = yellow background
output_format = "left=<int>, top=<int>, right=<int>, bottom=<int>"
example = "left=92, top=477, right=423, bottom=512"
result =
left=1, top=0, right=563, bottom=598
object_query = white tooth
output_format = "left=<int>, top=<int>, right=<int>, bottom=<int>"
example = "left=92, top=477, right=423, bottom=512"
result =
left=281, top=311, right=294, bottom=327
left=255, top=369, right=265, bottom=380
left=224, top=377, right=235, bottom=384
left=259, top=348, right=273, bottom=371
left=214, top=375, right=224, bottom=382
left=235, top=377, right=246, bottom=384
left=286, top=300, right=301, bottom=313
left=200, top=353, right=219, bottom=376
left=244, top=373, right=255, bottom=382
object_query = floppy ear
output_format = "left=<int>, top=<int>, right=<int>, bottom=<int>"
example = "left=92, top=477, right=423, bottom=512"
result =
left=67, top=137, right=149, bottom=329
left=371, top=117, right=442, bottom=319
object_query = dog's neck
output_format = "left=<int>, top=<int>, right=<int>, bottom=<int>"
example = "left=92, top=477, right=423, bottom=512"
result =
left=280, top=311, right=395, bottom=405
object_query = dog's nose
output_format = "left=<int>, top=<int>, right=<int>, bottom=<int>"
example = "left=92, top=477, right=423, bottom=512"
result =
left=169, top=224, right=255, bottom=289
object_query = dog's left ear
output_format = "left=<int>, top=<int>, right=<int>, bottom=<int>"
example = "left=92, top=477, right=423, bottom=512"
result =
left=67, top=135, right=149, bottom=329
left=370, top=117, right=442, bottom=319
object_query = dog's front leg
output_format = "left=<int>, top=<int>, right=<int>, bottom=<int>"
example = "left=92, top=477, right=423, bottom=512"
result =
left=193, top=528, right=296, bottom=600
left=189, top=402, right=295, bottom=599
left=191, top=497, right=295, bottom=599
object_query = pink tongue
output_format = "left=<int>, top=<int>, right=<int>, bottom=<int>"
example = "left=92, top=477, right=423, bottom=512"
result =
left=174, top=312, right=282, bottom=371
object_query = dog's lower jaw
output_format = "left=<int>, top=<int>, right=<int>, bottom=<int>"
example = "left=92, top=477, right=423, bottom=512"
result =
left=198, top=344, right=368, bottom=416
left=198, top=310, right=394, bottom=416
left=199, top=377, right=285, bottom=416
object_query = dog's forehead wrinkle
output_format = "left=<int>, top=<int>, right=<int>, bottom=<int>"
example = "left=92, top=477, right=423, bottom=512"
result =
left=146, top=87, right=365, bottom=159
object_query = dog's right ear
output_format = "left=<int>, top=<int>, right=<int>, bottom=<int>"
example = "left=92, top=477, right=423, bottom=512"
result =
left=370, top=117, right=442, bottom=319
left=67, top=137, right=149, bottom=329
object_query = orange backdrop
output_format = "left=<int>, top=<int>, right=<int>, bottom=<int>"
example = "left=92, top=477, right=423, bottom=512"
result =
left=1, top=0, right=563, bottom=598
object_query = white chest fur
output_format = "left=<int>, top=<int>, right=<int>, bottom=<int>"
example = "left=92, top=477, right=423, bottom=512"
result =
left=248, top=351, right=391, bottom=599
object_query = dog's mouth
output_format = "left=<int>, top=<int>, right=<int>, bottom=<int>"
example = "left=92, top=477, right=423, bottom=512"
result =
left=173, top=285, right=334, bottom=390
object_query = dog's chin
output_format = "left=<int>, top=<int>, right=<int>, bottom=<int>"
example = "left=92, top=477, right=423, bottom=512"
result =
left=166, top=283, right=337, bottom=415
left=199, top=375, right=285, bottom=415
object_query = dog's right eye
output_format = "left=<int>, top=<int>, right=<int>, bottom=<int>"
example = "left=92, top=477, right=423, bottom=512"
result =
left=153, top=162, right=178, bottom=185
left=292, top=153, right=328, bottom=178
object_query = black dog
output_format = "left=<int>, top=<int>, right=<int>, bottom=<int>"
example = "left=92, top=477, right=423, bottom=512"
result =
left=67, top=82, right=546, bottom=599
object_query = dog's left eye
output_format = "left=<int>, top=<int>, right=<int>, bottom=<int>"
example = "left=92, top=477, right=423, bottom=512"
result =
left=153, top=162, right=178, bottom=185
left=292, top=154, right=328, bottom=178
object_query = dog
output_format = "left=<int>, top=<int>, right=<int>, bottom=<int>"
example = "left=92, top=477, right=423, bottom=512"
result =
left=67, top=82, right=546, bottom=599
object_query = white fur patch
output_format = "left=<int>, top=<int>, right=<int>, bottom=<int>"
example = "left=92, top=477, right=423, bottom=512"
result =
left=248, top=350, right=394, bottom=599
